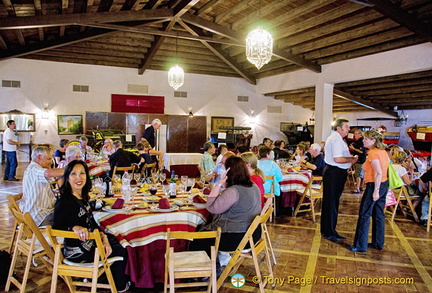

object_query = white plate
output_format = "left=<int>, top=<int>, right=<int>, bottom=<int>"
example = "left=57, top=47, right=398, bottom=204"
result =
left=150, top=206, right=180, bottom=213
left=193, top=203, right=207, bottom=209
left=103, top=207, right=126, bottom=213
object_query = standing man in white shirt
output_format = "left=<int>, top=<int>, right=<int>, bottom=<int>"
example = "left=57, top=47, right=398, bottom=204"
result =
left=3, top=120, right=20, bottom=181
left=321, top=119, right=358, bottom=242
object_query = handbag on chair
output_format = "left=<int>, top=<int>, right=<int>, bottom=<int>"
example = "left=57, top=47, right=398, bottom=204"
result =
left=388, top=162, right=404, bottom=190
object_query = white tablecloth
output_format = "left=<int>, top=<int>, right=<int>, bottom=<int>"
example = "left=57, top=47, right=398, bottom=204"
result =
left=163, top=153, right=203, bottom=171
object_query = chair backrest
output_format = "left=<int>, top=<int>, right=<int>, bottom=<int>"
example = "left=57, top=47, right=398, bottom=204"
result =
left=113, top=165, right=135, bottom=178
left=23, top=213, right=55, bottom=262
left=264, top=176, right=275, bottom=194
left=7, top=193, right=23, bottom=212
left=45, top=226, right=107, bottom=260
left=303, top=175, right=323, bottom=195
left=166, top=227, right=222, bottom=255
left=261, top=197, right=273, bottom=216
left=9, top=205, right=33, bottom=239
left=142, top=162, right=157, bottom=177
left=49, top=181, right=61, bottom=199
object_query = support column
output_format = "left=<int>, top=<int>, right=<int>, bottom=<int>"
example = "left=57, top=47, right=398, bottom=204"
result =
left=314, top=82, right=334, bottom=143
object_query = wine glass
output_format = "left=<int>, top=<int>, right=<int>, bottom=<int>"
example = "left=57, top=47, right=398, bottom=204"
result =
left=187, top=178, right=195, bottom=200
left=159, top=173, right=166, bottom=184
left=133, top=173, right=141, bottom=183
left=152, top=173, right=159, bottom=185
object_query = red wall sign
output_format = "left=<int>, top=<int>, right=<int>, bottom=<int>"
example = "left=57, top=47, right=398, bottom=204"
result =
left=111, top=94, right=165, bottom=114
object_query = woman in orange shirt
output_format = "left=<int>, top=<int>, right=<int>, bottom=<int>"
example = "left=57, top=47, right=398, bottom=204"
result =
left=348, top=131, right=389, bottom=252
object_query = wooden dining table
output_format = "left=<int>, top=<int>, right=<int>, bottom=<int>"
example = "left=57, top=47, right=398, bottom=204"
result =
left=93, top=190, right=210, bottom=288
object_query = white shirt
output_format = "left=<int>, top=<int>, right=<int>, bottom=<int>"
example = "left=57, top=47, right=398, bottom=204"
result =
left=393, top=164, right=408, bottom=179
left=324, top=131, right=352, bottom=170
left=20, top=162, right=55, bottom=226
left=3, top=128, right=17, bottom=151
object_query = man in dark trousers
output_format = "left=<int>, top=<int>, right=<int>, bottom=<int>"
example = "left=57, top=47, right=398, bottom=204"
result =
left=321, top=119, right=358, bottom=242
left=141, top=118, right=161, bottom=148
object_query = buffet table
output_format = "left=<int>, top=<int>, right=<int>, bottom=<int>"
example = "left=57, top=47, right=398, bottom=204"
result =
left=93, top=194, right=210, bottom=288
left=162, top=153, right=202, bottom=171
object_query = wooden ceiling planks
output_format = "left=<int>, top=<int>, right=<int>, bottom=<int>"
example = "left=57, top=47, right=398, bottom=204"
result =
left=0, top=0, right=431, bottom=110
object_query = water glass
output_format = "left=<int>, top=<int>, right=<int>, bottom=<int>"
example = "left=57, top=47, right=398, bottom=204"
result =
left=181, top=176, right=188, bottom=186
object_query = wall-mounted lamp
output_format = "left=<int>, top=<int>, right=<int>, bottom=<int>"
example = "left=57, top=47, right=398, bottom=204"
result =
left=188, top=107, right=193, bottom=117
left=309, top=112, right=315, bottom=124
left=394, top=110, right=408, bottom=127
left=249, top=109, right=257, bottom=126
left=331, top=117, right=336, bottom=127
left=42, top=106, right=50, bottom=119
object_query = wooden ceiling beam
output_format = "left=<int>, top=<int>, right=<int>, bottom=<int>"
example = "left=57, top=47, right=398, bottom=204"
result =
left=368, top=0, right=432, bottom=42
left=0, top=28, right=110, bottom=60
left=368, top=91, right=432, bottom=101
left=338, top=78, right=432, bottom=92
left=351, top=84, right=432, bottom=96
left=197, top=0, right=219, bottom=16
left=231, top=0, right=288, bottom=31
left=178, top=20, right=256, bottom=85
left=138, top=21, right=174, bottom=75
left=0, top=9, right=173, bottom=29
left=138, top=0, right=199, bottom=75
left=25, top=54, right=137, bottom=66
left=265, top=87, right=315, bottom=96
left=337, top=70, right=432, bottom=88
left=143, top=0, right=164, bottom=10
left=215, top=0, right=256, bottom=24
left=334, top=89, right=397, bottom=117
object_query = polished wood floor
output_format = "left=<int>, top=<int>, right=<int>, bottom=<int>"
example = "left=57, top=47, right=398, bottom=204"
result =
left=1, top=163, right=432, bottom=292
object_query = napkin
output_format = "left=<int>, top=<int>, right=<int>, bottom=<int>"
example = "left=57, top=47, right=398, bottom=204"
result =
left=111, top=198, right=124, bottom=209
left=193, top=195, right=206, bottom=203
left=159, top=198, right=171, bottom=209
left=203, top=187, right=211, bottom=195
left=193, top=182, right=203, bottom=189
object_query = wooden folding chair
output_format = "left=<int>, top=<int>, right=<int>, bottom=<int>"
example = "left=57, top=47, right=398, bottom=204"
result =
left=6, top=207, right=53, bottom=293
left=164, top=227, right=221, bottom=293
left=426, top=184, right=432, bottom=232
left=293, top=176, right=323, bottom=222
left=261, top=198, right=276, bottom=265
left=217, top=207, right=275, bottom=293
left=112, top=165, right=135, bottom=179
left=141, top=162, right=157, bottom=178
left=7, top=193, right=23, bottom=254
left=45, top=226, right=123, bottom=293
left=347, top=166, right=356, bottom=188
left=49, top=180, right=61, bottom=199
left=264, top=176, right=276, bottom=222
left=391, top=185, right=419, bottom=222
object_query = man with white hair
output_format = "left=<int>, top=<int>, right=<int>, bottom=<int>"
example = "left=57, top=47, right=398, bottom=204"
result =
left=57, top=145, right=82, bottom=168
left=78, top=136, right=94, bottom=160
left=20, top=146, right=64, bottom=226
left=141, top=118, right=161, bottom=148
left=300, top=143, right=325, bottom=176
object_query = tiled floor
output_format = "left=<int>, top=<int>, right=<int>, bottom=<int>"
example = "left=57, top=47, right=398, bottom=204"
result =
left=1, top=163, right=432, bottom=292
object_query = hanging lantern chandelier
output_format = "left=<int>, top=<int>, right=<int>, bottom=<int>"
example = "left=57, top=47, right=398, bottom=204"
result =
left=246, top=26, right=273, bottom=70
left=168, top=64, right=184, bottom=90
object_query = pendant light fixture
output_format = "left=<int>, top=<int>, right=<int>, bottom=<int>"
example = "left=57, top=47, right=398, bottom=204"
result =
left=245, top=1, right=273, bottom=70
left=168, top=35, right=184, bottom=90
left=246, top=26, right=273, bottom=70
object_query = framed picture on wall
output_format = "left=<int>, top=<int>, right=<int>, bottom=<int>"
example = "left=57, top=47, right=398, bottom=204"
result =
left=57, top=115, right=83, bottom=135
left=211, top=116, right=234, bottom=132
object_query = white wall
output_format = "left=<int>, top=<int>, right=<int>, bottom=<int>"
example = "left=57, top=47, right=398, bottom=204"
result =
left=0, top=58, right=311, bottom=161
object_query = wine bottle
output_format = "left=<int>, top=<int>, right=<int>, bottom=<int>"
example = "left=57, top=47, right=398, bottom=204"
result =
left=169, top=170, right=176, bottom=198
left=104, top=170, right=114, bottom=197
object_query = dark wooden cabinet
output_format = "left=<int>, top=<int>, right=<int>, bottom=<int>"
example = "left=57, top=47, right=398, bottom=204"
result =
left=86, top=112, right=206, bottom=153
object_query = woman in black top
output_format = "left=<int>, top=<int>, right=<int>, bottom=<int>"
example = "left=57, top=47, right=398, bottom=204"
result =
left=53, top=160, right=130, bottom=292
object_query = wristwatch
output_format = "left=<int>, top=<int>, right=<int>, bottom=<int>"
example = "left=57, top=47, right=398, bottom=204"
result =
left=374, top=187, right=380, bottom=191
